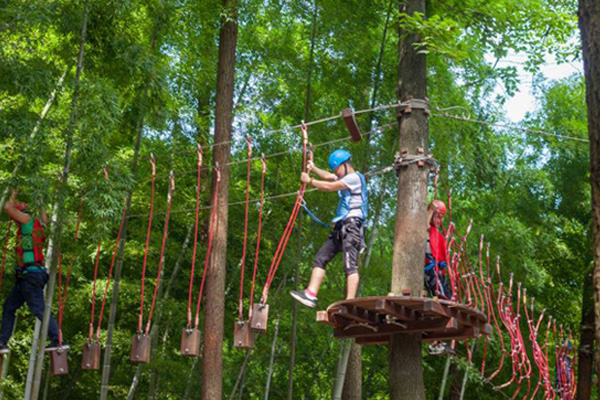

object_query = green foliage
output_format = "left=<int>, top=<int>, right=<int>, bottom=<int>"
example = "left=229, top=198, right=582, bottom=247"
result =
left=0, top=0, right=588, bottom=398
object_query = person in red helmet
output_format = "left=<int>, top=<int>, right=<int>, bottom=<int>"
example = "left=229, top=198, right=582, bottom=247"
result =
left=425, top=200, right=454, bottom=356
left=424, top=200, right=451, bottom=299
left=0, top=189, right=64, bottom=354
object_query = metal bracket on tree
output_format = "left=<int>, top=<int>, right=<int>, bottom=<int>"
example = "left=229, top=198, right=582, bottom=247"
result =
left=395, top=98, right=430, bottom=117
left=393, top=148, right=437, bottom=176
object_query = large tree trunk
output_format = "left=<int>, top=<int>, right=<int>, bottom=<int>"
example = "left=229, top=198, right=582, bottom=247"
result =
left=389, top=0, right=429, bottom=398
left=29, top=2, right=89, bottom=399
left=201, top=0, right=238, bottom=398
left=342, top=342, right=362, bottom=400
left=579, top=0, right=600, bottom=398
left=577, top=271, right=595, bottom=400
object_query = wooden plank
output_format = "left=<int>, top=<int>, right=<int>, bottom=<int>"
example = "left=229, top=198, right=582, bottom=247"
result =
left=336, top=305, right=381, bottom=326
left=316, top=311, right=341, bottom=327
left=374, top=299, right=416, bottom=322
left=422, top=327, right=481, bottom=342
left=356, top=335, right=390, bottom=346
left=342, top=108, right=362, bottom=142
left=421, top=300, right=449, bottom=317
left=333, top=317, right=458, bottom=340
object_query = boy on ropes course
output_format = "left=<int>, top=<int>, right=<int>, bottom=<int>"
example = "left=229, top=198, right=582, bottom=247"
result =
left=424, top=199, right=454, bottom=356
left=0, top=189, right=65, bottom=353
left=290, top=149, right=367, bottom=308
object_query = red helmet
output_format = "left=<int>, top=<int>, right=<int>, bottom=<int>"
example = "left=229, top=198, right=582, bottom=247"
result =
left=428, top=200, right=447, bottom=215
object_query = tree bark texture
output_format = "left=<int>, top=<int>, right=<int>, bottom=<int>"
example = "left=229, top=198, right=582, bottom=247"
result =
left=579, top=1, right=600, bottom=398
left=389, top=0, right=429, bottom=399
left=342, top=342, right=362, bottom=400
left=577, top=271, right=595, bottom=400
left=201, top=0, right=238, bottom=398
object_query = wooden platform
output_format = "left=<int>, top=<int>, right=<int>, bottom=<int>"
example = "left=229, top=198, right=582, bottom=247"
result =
left=316, top=296, right=491, bottom=346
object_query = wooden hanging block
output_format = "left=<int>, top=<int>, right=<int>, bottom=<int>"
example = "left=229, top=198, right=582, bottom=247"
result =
left=250, top=303, right=269, bottom=333
left=81, top=341, right=101, bottom=370
left=180, top=328, right=201, bottom=357
left=130, top=334, right=151, bottom=364
left=233, top=320, right=254, bottom=349
left=342, top=108, right=362, bottom=142
left=50, top=348, right=69, bottom=375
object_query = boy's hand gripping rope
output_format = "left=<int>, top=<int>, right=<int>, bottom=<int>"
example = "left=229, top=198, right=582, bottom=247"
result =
left=260, top=123, right=309, bottom=305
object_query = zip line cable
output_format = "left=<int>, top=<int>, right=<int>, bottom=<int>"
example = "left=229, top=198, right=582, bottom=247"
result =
left=144, top=121, right=397, bottom=184
left=432, top=111, right=589, bottom=143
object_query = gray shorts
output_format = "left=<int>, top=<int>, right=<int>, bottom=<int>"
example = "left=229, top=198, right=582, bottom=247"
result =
left=314, top=218, right=364, bottom=276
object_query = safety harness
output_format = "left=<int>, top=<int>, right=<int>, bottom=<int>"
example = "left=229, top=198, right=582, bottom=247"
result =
left=15, top=218, right=46, bottom=270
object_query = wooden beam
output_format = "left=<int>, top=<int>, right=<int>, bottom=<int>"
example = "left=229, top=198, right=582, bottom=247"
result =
left=337, top=305, right=381, bottom=326
left=422, top=327, right=481, bottom=342
left=356, top=335, right=390, bottom=346
left=342, top=108, right=362, bottom=142
left=334, top=317, right=458, bottom=340
left=375, top=299, right=416, bottom=321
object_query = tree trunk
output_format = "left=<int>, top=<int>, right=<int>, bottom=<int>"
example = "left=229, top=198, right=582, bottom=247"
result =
left=448, top=360, right=462, bottom=400
left=579, top=0, right=600, bottom=397
left=438, top=355, right=453, bottom=400
left=577, top=271, right=595, bottom=400
left=342, top=342, right=362, bottom=400
left=29, top=3, right=89, bottom=399
left=264, top=316, right=280, bottom=400
left=333, top=339, right=352, bottom=399
left=389, top=0, right=429, bottom=398
left=0, top=314, right=17, bottom=400
left=201, top=0, right=238, bottom=398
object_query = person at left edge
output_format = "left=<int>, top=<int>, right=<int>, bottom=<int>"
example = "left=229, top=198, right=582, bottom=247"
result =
left=290, top=149, right=367, bottom=308
left=0, top=189, right=66, bottom=354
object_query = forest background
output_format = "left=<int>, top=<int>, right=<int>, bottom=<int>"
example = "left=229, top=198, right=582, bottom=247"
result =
left=0, top=0, right=593, bottom=399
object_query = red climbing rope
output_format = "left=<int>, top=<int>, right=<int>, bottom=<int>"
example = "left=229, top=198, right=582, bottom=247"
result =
left=95, top=199, right=127, bottom=339
left=238, top=138, right=253, bottom=321
left=193, top=165, right=221, bottom=329
left=138, top=155, right=157, bottom=334
left=261, top=124, right=309, bottom=305
left=57, top=199, right=83, bottom=346
left=186, top=146, right=202, bottom=328
left=144, top=172, right=175, bottom=335
left=248, top=156, right=267, bottom=318
left=88, top=243, right=103, bottom=341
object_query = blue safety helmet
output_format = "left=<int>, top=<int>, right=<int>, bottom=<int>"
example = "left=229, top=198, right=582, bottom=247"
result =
left=328, top=149, right=351, bottom=171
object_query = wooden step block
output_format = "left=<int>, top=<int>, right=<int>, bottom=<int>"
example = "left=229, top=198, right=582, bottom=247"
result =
left=81, top=341, right=101, bottom=370
left=180, top=328, right=201, bottom=357
left=130, top=334, right=151, bottom=364
left=50, top=348, right=69, bottom=375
